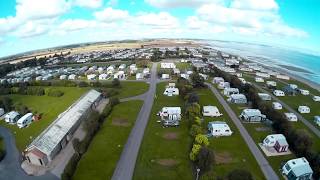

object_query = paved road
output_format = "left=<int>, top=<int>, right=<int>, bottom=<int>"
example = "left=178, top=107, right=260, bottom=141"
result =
left=112, top=63, right=158, bottom=180
left=205, top=83, right=279, bottom=180
left=252, top=83, right=320, bottom=138
left=0, top=127, right=58, bottom=180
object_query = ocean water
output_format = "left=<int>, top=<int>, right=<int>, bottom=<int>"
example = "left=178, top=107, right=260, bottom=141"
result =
left=205, top=40, right=320, bottom=85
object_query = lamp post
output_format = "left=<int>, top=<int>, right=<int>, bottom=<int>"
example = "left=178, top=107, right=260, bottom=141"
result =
left=196, top=168, right=200, bottom=180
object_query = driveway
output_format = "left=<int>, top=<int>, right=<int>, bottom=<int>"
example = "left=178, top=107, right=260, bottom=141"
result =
left=205, top=83, right=279, bottom=180
left=112, top=63, right=158, bottom=180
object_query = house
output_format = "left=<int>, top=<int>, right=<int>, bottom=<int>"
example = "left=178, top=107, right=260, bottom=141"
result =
left=223, top=88, right=239, bottom=97
left=299, top=89, right=310, bottom=95
left=283, top=85, right=297, bottom=96
left=284, top=113, right=298, bottom=122
left=273, top=90, right=285, bottom=97
left=212, top=77, right=224, bottom=84
left=99, top=73, right=109, bottom=80
left=228, top=94, right=247, bottom=104
left=281, top=157, right=313, bottom=180
left=4, top=111, right=20, bottom=124
left=163, top=87, right=179, bottom=96
left=0, top=108, right=5, bottom=117
left=157, top=107, right=181, bottom=127
left=266, top=81, right=277, bottom=88
left=272, top=102, right=283, bottom=110
left=68, top=74, right=76, bottom=80
left=313, top=96, right=320, bottom=102
left=262, top=134, right=289, bottom=153
left=202, top=106, right=222, bottom=117
left=24, top=90, right=102, bottom=166
left=208, top=121, right=233, bottom=137
left=87, top=74, right=96, bottom=80
left=298, top=106, right=310, bottom=114
left=161, top=62, right=176, bottom=69
left=314, top=116, right=320, bottom=126
left=136, top=73, right=144, bottom=80
left=255, top=77, right=264, bottom=83
left=218, top=82, right=230, bottom=89
left=240, top=109, right=267, bottom=122
left=162, top=74, right=170, bottom=79
left=258, top=93, right=272, bottom=101
left=17, top=113, right=33, bottom=128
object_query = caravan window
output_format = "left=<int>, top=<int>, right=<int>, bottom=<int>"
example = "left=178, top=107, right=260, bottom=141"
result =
left=225, top=130, right=230, bottom=132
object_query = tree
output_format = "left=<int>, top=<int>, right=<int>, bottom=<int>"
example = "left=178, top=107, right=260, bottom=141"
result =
left=187, top=92, right=199, bottom=104
left=189, top=124, right=203, bottom=137
left=197, top=146, right=215, bottom=175
left=227, top=169, right=253, bottom=180
left=0, top=97, right=12, bottom=111
left=190, top=73, right=205, bottom=88
left=189, top=144, right=201, bottom=161
left=112, top=78, right=120, bottom=87
left=195, top=134, right=209, bottom=146
left=185, top=103, right=201, bottom=119
left=110, top=97, right=120, bottom=107
left=72, top=138, right=81, bottom=154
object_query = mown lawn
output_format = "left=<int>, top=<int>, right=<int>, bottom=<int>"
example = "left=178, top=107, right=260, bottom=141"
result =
left=116, top=81, right=149, bottom=99
left=196, top=88, right=264, bottom=179
left=176, top=62, right=192, bottom=71
left=73, top=100, right=143, bottom=180
left=134, top=82, right=193, bottom=180
left=0, top=87, right=89, bottom=150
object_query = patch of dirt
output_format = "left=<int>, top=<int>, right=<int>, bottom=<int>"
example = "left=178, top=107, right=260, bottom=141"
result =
left=156, top=159, right=179, bottom=166
left=255, top=127, right=271, bottom=132
left=162, top=132, right=179, bottom=140
left=112, top=118, right=130, bottom=127
left=215, top=152, right=233, bottom=164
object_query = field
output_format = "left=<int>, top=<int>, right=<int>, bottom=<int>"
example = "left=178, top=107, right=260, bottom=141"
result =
left=176, top=62, right=192, bottom=71
left=134, top=82, right=193, bottom=180
left=0, top=87, right=89, bottom=150
left=116, top=81, right=149, bottom=99
left=73, top=100, right=143, bottom=180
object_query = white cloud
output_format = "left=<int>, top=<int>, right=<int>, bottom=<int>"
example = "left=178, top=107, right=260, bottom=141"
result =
left=186, top=16, right=209, bottom=29
left=107, top=0, right=118, bottom=6
left=135, top=12, right=179, bottom=29
left=72, top=0, right=103, bottom=9
left=58, top=19, right=97, bottom=32
left=94, top=8, right=129, bottom=22
left=145, top=0, right=217, bottom=8
left=13, top=19, right=53, bottom=38
left=231, top=0, right=278, bottom=11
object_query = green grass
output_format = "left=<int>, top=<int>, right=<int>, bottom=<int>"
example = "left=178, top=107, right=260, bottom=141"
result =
left=176, top=62, right=191, bottom=71
left=73, top=100, right=143, bottom=180
left=134, top=82, right=193, bottom=180
left=196, top=88, right=264, bottom=179
left=116, top=81, right=149, bottom=99
left=0, top=87, right=89, bottom=150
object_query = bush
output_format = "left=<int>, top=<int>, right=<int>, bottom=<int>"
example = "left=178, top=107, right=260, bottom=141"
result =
left=189, top=124, right=203, bottom=137
left=106, top=89, right=119, bottom=97
left=197, top=146, right=215, bottom=175
left=227, top=169, right=253, bottom=180
left=195, top=134, right=209, bottom=146
left=61, top=153, right=81, bottom=180
left=78, top=81, right=89, bottom=87
left=112, top=78, right=120, bottom=88
left=109, top=97, right=120, bottom=107
left=47, top=88, right=64, bottom=97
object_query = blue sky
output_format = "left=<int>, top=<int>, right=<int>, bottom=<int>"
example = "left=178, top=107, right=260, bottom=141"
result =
left=0, top=0, right=319, bottom=57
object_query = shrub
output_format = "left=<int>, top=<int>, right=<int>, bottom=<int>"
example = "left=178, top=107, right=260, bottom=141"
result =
left=197, top=147, right=215, bottom=175
left=189, top=144, right=201, bottom=161
left=112, top=78, right=120, bottom=88
left=110, top=97, right=120, bottom=107
left=106, top=89, right=119, bottom=97
left=47, top=89, right=64, bottom=97
left=78, top=81, right=89, bottom=87
left=61, top=153, right=81, bottom=180
left=195, top=134, right=209, bottom=146
left=189, top=124, right=203, bottom=137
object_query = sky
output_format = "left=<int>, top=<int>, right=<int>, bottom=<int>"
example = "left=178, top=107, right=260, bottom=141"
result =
left=0, top=0, right=319, bottom=58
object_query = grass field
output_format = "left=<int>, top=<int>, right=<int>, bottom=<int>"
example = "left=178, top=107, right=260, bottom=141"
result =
left=196, top=88, right=264, bottom=179
left=176, top=62, right=192, bottom=71
left=73, top=100, right=143, bottom=180
left=134, top=82, right=193, bottom=180
left=116, top=81, right=149, bottom=99
left=0, top=87, right=89, bottom=150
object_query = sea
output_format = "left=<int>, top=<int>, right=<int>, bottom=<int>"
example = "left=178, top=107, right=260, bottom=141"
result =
left=204, top=40, right=320, bottom=85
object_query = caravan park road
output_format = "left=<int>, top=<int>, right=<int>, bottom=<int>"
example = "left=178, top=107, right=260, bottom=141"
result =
left=111, top=63, right=158, bottom=180
left=206, top=83, right=279, bottom=180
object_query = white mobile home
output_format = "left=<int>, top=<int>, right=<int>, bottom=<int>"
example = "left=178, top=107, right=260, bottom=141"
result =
left=299, top=89, right=310, bottom=95
left=199, top=73, right=208, bottom=80
left=276, top=74, right=290, bottom=80
left=255, top=77, right=264, bottom=82
left=202, top=106, right=222, bottom=117
left=158, top=107, right=181, bottom=127
left=87, top=74, right=96, bottom=80
left=240, top=109, right=267, bottom=122
left=114, top=71, right=126, bottom=80
left=228, top=94, right=247, bottom=104
left=17, top=113, right=33, bottom=128
left=272, top=102, right=283, bottom=110
left=273, top=90, right=285, bottom=97
left=314, top=116, right=320, bottom=126
left=180, top=74, right=189, bottom=80
left=218, top=82, right=230, bottom=89
left=212, top=77, right=224, bottom=84
left=281, top=157, right=313, bottom=180
left=161, top=74, right=170, bottom=79
left=256, top=72, right=270, bottom=78
left=238, top=78, right=246, bottom=84
left=118, top=64, right=126, bottom=70
left=99, top=73, right=109, bottom=80
left=208, top=121, right=233, bottom=137
left=163, top=87, right=179, bottom=96
left=136, top=73, right=144, bottom=80
left=173, top=68, right=180, bottom=74
left=59, top=75, right=67, bottom=80
left=313, top=96, right=320, bottom=102
left=262, top=134, right=289, bottom=153
left=161, top=63, right=176, bottom=69
left=223, top=88, right=239, bottom=97
left=68, top=74, right=76, bottom=80
left=298, top=106, right=310, bottom=114
left=284, top=113, right=298, bottom=122
left=0, top=108, right=4, bottom=117
left=4, top=111, right=20, bottom=124
left=258, top=93, right=272, bottom=101
left=266, top=81, right=277, bottom=87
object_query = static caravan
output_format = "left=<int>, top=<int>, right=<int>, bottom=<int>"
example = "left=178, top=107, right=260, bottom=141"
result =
left=228, top=94, right=247, bottom=104
left=68, top=74, right=76, bottom=80
left=163, top=87, right=179, bottom=96
left=161, top=63, right=176, bottom=69
left=143, top=68, right=150, bottom=75
left=161, top=74, right=170, bottom=79
left=87, top=74, right=96, bottom=80
left=266, top=81, right=277, bottom=88
left=289, top=84, right=298, bottom=89
left=118, top=64, right=126, bottom=70
left=17, top=113, right=33, bottom=128
left=223, top=88, right=239, bottom=97
left=256, top=72, right=270, bottom=78
left=262, top=134, right=289, bottom=153
left=276, top=74, right=290, bottom=80
left=281, top=157, right=313, bottom=180
left=173, top=68, right=180, bottom=75
left=180, top=73, right=189, bottom=80
left=313, top=96, right=320, bottom=102
left=213, top=77, right=224, bottom=84
left=158, top=107, right=181, bottom=127
left=258, top=93, right=272, bottom=101
left=273, top=90, right=285, bottom=97
left=283, top=85, right=297, bottom=96
left=218, top=82, right=230, bottom=89
left=208, top=121, right=233, bottom=137
left=284, top=113, right=298, bottom=122
left=60, top=75, right=67, bottom=80
left=299, top=89, right=310, bottom=95
left=4, top=111, right=20, bottom=124
left=99, top=74, right=109, bottom=80
left=136, top=73, right=144, bottom=80
left=238, top=78, right=246, bottom=84
left=272, top=102, right=283, bottom=110
left=202, top=106, right=222, bottom=117
left=314, top=116, right=320, bottom=126
left=240, top=109, right=267, bottom=122
left=298, top=106, right=310, bottom=114
left=255, top=77, right=264, bottom=83
left=0, top=108, right=4, bottom=117
left=114, top=71, right=126, bottom=80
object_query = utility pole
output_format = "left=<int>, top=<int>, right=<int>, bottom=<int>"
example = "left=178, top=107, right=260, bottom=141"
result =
left=196, top=168, right=200, bottom=180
